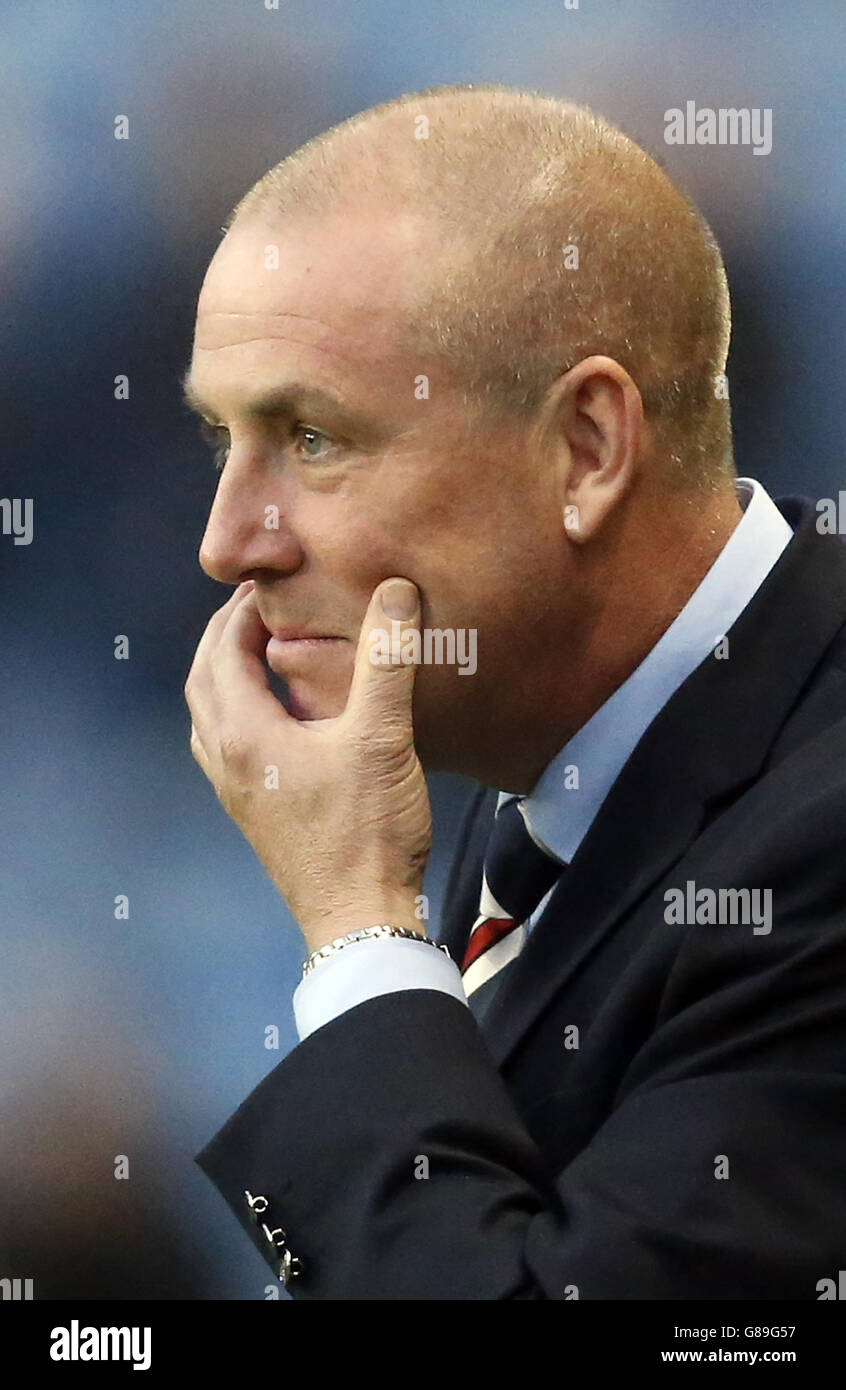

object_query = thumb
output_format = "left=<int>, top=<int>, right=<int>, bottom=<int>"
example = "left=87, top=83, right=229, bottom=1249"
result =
left=343, top=578, right=421, bottom=736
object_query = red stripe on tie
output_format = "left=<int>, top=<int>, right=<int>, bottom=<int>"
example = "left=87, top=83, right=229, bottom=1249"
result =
left=460, top=917, right=517, bottom=973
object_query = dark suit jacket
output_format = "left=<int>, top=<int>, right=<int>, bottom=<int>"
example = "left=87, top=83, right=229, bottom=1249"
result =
left=196, top=495, right=846, bottom=1298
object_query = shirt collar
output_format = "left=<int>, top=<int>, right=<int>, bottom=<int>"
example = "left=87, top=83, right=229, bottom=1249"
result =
left=499, top=478, right=793, bottom=864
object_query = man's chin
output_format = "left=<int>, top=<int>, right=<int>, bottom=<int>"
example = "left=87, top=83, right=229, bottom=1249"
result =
left=270, top=664, right=474, bottom=767
left=280, top=679, right=348, bottom=722
left=265, top=644, right=353, bottom=721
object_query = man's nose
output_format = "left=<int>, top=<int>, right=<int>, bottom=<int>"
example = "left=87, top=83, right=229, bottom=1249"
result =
left=198, top=466, right=304, bottom=585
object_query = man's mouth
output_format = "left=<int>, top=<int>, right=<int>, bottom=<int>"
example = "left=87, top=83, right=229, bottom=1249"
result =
left=270, top=631, right=343, bottom=643
left=265, top=630, right=347, bottom=670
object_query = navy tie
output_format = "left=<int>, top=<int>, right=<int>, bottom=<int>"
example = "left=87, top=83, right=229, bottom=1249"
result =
left=461, top=799, right=564, bottom=1009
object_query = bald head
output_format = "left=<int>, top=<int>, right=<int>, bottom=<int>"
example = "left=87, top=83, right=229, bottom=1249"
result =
left=225, top=83, right=733, bottom=489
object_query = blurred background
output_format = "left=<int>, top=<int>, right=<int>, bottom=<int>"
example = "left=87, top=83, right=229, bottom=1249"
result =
left=1, top=0, right=843, bottom=1299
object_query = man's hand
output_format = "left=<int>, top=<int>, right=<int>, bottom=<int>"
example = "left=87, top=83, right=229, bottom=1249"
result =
left=185, top=578, right=432, bottom=952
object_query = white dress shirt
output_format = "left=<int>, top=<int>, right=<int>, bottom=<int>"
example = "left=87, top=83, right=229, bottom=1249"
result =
left=292, top=478, right=793, bottom=1040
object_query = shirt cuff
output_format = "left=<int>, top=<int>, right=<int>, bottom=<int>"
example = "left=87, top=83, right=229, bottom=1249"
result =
left=292, top=935, right=469, bottom=1041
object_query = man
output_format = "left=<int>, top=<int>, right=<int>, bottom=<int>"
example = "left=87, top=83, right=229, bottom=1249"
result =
left=183, top=84, right=846, bottom=1298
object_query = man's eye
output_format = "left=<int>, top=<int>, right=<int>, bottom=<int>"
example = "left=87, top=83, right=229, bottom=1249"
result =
left=295, top=425, right=334, bottom=461
left=199, top=420, right=231, bottom=474
left=198, top=419, right=335, bottom=471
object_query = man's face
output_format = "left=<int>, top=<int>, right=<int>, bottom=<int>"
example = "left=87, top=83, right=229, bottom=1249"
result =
left=186, top=209, right=568, bottom=776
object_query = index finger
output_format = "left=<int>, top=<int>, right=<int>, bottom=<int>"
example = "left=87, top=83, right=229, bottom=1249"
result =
left=186, top=580, right=255, bottom=684
left=214, top=588, right=295, bottom=725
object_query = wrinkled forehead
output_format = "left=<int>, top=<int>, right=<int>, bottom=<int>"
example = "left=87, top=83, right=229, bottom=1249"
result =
left=194, top=208, right=433, bottom=354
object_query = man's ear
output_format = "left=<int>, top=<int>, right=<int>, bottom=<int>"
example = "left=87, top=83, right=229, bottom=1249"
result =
left=533, top=355, right=644, bottom=543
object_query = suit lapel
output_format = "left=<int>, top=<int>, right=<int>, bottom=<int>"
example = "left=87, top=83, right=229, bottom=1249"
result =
left=444, top=498, right=846, bottom=1071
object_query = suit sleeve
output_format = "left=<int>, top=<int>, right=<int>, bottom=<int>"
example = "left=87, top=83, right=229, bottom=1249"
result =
left=194, top=788, right=846, bottom=1299
left=292, top=935, right=469, bottom=1041
left=195, top=905, right=846, bottom=1299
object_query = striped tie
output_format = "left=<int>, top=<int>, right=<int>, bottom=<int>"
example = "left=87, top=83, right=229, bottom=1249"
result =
left=460, top=798, right=564, bottom=1000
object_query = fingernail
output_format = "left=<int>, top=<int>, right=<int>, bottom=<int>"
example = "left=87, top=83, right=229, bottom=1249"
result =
left=380, top=580, right=417, bottom=620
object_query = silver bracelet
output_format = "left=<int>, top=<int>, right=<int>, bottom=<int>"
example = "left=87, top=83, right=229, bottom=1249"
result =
left=302, top=924, right=452, bottom=979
